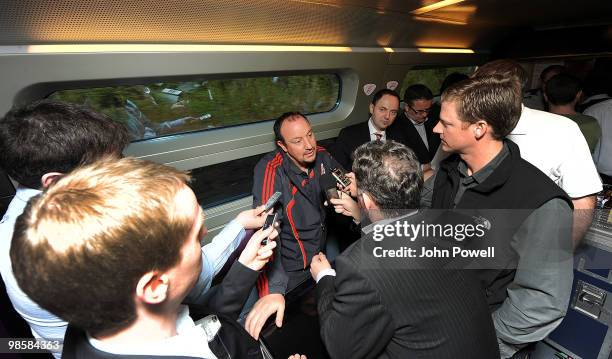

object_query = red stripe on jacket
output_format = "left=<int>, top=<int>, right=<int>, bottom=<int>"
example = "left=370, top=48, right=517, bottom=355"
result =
left=286, top=185, right=308, bottom=269
left=261, top=153, right=283, bottom=204
left=257, top=153, right=282, bottom=297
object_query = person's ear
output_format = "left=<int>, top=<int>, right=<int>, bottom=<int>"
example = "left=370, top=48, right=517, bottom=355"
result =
left=473, top=121, right=487, bottom=140
left=136, top=272, right=169, bottom=305
left=369, top=103, right=375, bottom=115
left=277, top=140, right=288, bottom=153
left=40, top=172, right=64, bottom=188
left=574, top=90, right=583, bottom=105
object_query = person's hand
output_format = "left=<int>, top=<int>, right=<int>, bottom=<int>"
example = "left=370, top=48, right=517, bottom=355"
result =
left=238, top=225, right=278, bottom=271
left=339, top=172, right=357, bottom=197
left=288, top=355, right=307, bottom=359
left=330, top=191, right=361, bottom=222
left=236, top=205, right=270, bottom=229
left=245, top=293, right=285, bottom=340
left=310, top=252, right=331, bottom=280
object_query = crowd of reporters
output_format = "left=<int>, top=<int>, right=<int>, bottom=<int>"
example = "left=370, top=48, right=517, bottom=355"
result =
left=0, top=58, right=610, bottom=358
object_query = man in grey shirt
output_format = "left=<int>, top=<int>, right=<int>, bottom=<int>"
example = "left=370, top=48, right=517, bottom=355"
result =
left=421, top=74, right=573, bottom=358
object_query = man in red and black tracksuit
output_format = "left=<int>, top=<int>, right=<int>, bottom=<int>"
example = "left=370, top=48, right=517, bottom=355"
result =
left=244, top=111, right=342, bottom=340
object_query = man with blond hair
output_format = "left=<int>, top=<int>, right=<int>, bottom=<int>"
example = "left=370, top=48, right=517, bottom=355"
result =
left=11, top=157, right=279, bottom=358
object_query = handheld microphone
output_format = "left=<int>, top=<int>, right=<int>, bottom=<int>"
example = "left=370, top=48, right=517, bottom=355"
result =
left=320, top=172, right=340, bottom=201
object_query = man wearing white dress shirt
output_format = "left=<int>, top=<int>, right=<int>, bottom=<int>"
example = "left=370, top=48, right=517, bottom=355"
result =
left=331, top=89, right=402, bottom=170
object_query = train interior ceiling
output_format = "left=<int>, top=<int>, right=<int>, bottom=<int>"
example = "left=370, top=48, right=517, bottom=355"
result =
left=0, top=0, right=611, bottom=356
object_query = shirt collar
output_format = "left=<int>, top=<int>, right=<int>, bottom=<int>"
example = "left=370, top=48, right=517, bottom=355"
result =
left=457, top=142, right=510, bottom=185
left=368, top=118, right=385, bottom=137
left=282, top=150, right=313, bottom=176
left=15, top=185, right=42, bottom=203
left=87, top=306, right=213, bottom=357
left=407, top=115, right=428, bottom=127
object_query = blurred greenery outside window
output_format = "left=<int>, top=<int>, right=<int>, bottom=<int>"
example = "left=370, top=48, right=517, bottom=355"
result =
left=49, top=74, right=340, bottom=141
left=399, top=66, right=476, bottom=99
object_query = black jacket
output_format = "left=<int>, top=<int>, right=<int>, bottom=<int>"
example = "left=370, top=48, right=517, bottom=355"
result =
left=431, top=140, right=572, bottom=308
left=388, top=112, right=441, bottom=164
left=330, top=120, right=404, bottom=171
left=252, top=147, right=341, bottom=295
left=317, top=211, right=500, bottom=359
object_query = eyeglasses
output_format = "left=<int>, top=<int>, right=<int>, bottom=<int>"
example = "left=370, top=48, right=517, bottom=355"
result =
left=408, top=104, right=431, bottom=115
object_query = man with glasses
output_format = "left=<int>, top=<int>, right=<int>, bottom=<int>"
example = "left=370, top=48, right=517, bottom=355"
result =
left=390, top=84, right=441, bottom=165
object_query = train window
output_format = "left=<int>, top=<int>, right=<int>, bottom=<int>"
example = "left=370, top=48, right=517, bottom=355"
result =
left=48, top=74, right=341, bottom=141
left=399, top=66, right=476, bottom=97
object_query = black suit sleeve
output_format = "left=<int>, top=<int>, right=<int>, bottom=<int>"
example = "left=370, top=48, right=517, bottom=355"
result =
left=198, top=261, right=259, bottom=318
left=316, top=256, right=395, bottom=359
left=330, top=128, right=353, bottom=171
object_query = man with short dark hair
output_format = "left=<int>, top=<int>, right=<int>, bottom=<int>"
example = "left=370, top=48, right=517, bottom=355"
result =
left=544, top=73, right=601, bottom=152
left=246, top=112, right=342, bottom=340
left=421, top=75, right=574, bottom=358
left=523, top=64, right=565, bottom=110
left=11, top=157, right=278, bottom=358
left=331, top=89, right=402, bottom=170
left=0, top=100, right=131, bottom=357
left=0, top=100, right=269, bottom=357
left=311, top=140, right=500, bottom=359
left=389, top=84, right=441, bottom=164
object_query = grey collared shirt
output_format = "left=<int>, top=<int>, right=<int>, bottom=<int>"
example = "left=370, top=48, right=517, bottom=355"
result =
left=420, top=143, right=509, bottom=209
left=452, top=143, right=509, bottom=207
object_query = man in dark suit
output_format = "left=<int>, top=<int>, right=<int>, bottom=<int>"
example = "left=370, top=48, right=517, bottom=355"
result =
left=331, top=89, right=402, bottom=170
left=390, top=84, right=441, bottom=164
left=311, top=140, right=500, bottom=359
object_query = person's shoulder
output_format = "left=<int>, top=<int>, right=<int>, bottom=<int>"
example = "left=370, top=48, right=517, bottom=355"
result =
left=522, top=106, right=582, bottom=135
left=585, top=97, right=612, bottom=112
left=316, top=145, right=335, bottom=160
left=568, top=113, right=599, bottom=125
left=389, top=112, right=408, bottom=130
left=334, top=239, right=364, bottom=268
left=523, top=106, right=574, bottom=125
left=515, top=155, right=570, bottom=202
left=254, top=149, right=285, bottom=172
left=338, top=121, right=368, bottom=138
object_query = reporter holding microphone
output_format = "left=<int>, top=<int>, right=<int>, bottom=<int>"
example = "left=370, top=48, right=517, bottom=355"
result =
left=310, top=141, right=499, bottom=359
